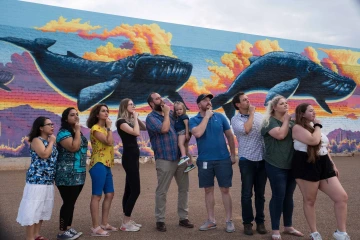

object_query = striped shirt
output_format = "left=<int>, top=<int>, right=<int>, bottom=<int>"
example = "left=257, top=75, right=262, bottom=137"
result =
left=146, top=110, right=179, bottom=161
left=231, top=112, right=265, bottom=161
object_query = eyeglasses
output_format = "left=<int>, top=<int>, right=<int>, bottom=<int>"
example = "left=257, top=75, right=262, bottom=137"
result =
left=128, top=103, right=136, bottom=108
left=43, top=123, right=54, bottom=127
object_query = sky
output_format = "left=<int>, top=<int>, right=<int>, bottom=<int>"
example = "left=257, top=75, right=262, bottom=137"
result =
left=23, top=0, right=360, bottom=49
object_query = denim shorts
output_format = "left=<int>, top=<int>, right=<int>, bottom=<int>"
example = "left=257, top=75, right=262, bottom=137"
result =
left=177, top=129, right=186, bottom=135
left=89, top=162, right=114, bottom=195
left=196, top=158, right=233, bottom=188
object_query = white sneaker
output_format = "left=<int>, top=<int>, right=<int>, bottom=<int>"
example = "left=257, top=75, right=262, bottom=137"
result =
left=310, top=232, right=322, bottom=240
left=333, top=231, right=351, bottom=240
left=120, top=222, right=140, bottom=232
left=129, top=220, right=142, bottom=228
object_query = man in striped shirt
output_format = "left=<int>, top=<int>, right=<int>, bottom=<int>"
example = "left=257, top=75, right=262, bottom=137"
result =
left=231, top=92, right=267, bottom=236
left=146, top=92, right=194, bottom=232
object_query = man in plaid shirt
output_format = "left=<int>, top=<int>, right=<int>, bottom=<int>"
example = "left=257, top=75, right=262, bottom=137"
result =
left=146, top=92, right=194, bottom=232
left=231, top=92, right=267, bottom=236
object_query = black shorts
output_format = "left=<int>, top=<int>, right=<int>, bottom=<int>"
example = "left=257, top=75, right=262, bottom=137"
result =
left=292, top=150, right=336, bottom=182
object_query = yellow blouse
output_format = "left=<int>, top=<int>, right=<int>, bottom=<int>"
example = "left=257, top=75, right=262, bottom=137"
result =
left=89, top=124, right=114, bottom=169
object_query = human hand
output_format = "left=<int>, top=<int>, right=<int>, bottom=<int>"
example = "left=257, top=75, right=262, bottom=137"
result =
left=161, top=104, right=170, bottom=114
left=74, top=121, right=81, bottom=132
left=313, top=118, right=321, bottom=125
left=133, top=111, right=139, bottom=119
left=185, top=133, right=190, bottom=141
left=249, top=105, right=255, bottom=114
left=205, top=108, right=214, bottom=119
left=231, top=155, right=236, bottom=165
left=48, top=134, right=56, bottom=143
left=106, top=118, right=112, bottom=128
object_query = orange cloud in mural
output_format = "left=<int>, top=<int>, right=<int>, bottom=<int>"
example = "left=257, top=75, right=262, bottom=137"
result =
left=321, top=58, right=339, bottom=73
left=251, top=39, right=283, bottom=56
left=302, top=46, right=321, bottom=65
left=35, top=16, right=102, bottom=33
left=83, top=42, right=133, bottom=61
left=345, top=113, right=358, bottom=120
left=319, top=48, right=360, bottom=86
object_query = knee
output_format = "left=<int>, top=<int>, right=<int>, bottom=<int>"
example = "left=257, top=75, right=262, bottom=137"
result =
left=336, top=192, right=348, bottom=204
left=220, top=187, right=230, bottom=195
left=204, top=187, right=214, bottom=194
left=303, top=196, right=316, bottom=207
left=105, top=192, right=114, bottom=200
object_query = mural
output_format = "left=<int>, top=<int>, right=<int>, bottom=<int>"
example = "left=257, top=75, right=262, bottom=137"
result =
left=0, top=0, right=360, bottom=159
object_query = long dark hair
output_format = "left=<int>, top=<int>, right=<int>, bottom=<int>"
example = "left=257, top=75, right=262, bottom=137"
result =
left=86, top=104, right=109, bottom=129
left=295, top=103, right=321, bottom=163
left=28, top=116, right=49, bottom=142
left=60, top=107, right=76, bottom=137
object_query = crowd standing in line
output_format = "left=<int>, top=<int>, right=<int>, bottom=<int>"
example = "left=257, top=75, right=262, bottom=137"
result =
left=16, top=92, right=351, bottom=240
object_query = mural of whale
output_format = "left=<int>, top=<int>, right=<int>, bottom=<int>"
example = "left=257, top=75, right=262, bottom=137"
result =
left=0, top=70, right=14, bottom=92
left=211, top=51, right=357, bottom=119
left=0, top=37, right=193, bottom=111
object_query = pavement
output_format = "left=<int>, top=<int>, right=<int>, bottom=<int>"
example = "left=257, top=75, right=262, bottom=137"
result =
left=0, top=156, right=359, bottom=240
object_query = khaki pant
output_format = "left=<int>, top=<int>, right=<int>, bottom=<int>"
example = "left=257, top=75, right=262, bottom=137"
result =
left=155, top=159, right=189, bottom=222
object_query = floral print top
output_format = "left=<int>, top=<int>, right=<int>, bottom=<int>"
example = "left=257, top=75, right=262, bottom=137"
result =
left=89, top=124, right=114, bottom=169
left=26, top=137, right=58, bottom=185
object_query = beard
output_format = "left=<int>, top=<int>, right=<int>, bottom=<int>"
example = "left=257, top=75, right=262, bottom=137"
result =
left=200, top=104, right=212, bottom=112
left=153, top=102, right=163, bottom=111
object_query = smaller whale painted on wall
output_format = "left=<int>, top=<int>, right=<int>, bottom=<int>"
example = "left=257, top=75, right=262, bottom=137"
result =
left=0, top=70, right=14, bottom=92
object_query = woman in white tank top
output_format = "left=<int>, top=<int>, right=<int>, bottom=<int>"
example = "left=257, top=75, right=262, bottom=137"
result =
left=292, top=103, right=350, bottom=240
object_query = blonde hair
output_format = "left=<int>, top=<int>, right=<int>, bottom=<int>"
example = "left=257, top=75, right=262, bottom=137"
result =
left=117, top=98, right=135, bottom=125
left=173, top=101, right=186, bottom=118
left=261, top=95, right=286, bottom=128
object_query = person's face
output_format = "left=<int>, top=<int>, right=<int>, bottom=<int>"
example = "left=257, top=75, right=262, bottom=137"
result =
left=274, top=98, right=288, bottom=114
left=302, top=105, right=315, bottom=121
left=67, top=109, right=79, bottom=126
left=151, top=93, right=164, bottom=111
left=127, top=100, right=135, bottom=113
left=41, top=119, right=54, bottom=135
left=198, top=97, right=212, bottom=111
left=175, top=104, right=184, bottom=116
left=238, top=94, right=250, bottom=110
left=97, top=106, right=109, bottom=120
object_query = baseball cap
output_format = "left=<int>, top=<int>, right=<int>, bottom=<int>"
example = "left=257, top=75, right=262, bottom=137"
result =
left=196, top=93, right=214, bottom=104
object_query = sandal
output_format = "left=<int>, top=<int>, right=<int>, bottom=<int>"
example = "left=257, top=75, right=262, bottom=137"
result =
left=100, top=223, right=118, bottom=232
left=283, top=228, right=304, bottom=237
left=35, top=236, right=49, bottom=240
left=271, top=234, right=282, bottom=240
left=91, top=226, right=110, bottom=237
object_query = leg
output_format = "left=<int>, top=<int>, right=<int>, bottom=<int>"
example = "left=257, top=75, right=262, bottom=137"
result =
left=90, top=195, right=102, bottom=228
left=26, top=225, right=35, bottom=240
left=174, top=162, right=189, bottom=220
left=101, top=167, right=115, bottom=226
left=204, top=187, right=216, bottom=222
left=319, top=177, right=348, bottom=232
left=34, top=220, right=42, bottom=238
left=239, top=160, right=256, bottom=224
left=215, top=159, right=233, bottom=222
left=220, top=187, right=232, bottom=222
left=184, top=139, right=193, bottom=163
left=178, top=135, right=186, bottom=157
left=254, top=160, right=267, bottom=225
left=296, top=179, right=320, bottom=233
left=155, top=159, right=178, bottom=222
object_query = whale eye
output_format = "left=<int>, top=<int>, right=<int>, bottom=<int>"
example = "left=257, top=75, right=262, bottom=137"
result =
left=127, top=61, right=135, bottom=69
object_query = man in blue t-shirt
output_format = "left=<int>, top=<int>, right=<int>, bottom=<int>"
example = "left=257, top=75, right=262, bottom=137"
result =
left=189, top=93, right=236, bottom=233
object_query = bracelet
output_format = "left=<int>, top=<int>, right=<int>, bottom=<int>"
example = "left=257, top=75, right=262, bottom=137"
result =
left=313, top=123, right=322, bottom=128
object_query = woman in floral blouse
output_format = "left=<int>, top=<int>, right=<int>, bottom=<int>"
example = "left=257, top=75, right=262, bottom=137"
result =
left=86, top=104, right=117, bottom=237
left=55, top=107, right=88, bottom=240
left=16, top=116, right=58, bottom=240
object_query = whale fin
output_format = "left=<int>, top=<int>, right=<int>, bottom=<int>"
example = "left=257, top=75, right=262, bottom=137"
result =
left=0, top=84, right=11, bottom=92
left=67, top=51, right=82, bottom=59
left=264, top=78, right=300, bottom=105
left=34, top=38, right=56, bottom=49
left=78, top=78, right=120, bottom=111
left=316, top=99, right=332, bottom=113
left=167, top=91, right=189, bottom=109
left=222, top=102, right=235, bottom=120
left=249, top=56, right=260, bottom=64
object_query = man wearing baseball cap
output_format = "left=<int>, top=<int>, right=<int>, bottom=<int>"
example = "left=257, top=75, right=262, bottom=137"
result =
left=189, top=93, right=236, bottom=233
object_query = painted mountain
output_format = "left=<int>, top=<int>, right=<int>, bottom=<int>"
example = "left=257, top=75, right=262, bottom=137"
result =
left=327, top=129, right=360, bottom=153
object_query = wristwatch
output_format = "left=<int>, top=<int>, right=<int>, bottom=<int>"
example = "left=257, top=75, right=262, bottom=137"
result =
left=106, top=127, right=111, bottom=131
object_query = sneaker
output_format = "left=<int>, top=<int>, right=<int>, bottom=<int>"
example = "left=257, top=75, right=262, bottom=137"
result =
left=226, top=220, right=235, bottom=233
left=178, top=156, right=190, bottom=165
left=129, top=220, right=142, bottom=228
left=199, top=220, right=217, bottom=231
left=243, top=223, right=253, bottom=235
left=120, top=222, right=140, bottom=232
left=68, top=228, right=82, bottom=239
left=57, top=229, right=76, bottom=240
left=184, top=164, right=196, bottom=173
left=333, top=231, right=351, bottom=240
left=310, top=232, right=323, bottom=240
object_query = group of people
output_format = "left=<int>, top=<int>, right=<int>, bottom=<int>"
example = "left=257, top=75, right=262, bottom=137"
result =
left=15, top=91, right=350, bottom=240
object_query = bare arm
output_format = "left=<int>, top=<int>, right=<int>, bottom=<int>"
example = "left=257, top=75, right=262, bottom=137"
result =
left=120, top=120, right=140, bottom=137
left=94, top=130, right=114, bottom=146
left=31, top=136, right=56, bottom=159
left=138, top=118, right=147, bottom=130
left=243, top=106, right=255, bottom=134
left=225, top=129, right=236, bottom=164
left=292, top=124, right=321, bottom=146
left=268, top=115, right=291, bottom=140
left=183, top=119, right=190, bottom=140
left=191, top=110, right=213, bottom=138
left=160, top=105, right=171, bottom=133
left=59, top=132, right=81, bottom=152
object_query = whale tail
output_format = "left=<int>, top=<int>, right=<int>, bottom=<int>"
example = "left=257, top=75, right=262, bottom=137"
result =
left=0, top=37, right=56, bottom=52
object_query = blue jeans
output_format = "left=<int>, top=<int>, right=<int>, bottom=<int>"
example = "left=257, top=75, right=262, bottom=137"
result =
left=265, top=162, right=296, bottom=230
left=239, top=159, right=267, bottom=225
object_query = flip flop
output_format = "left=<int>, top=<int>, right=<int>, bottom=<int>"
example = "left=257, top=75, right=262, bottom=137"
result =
left=100, top=223, right=118, bottom=232
left=35, top=236, right=49, bottom=240
left=283, top=229, right=304, bottom=237
left=91, top=226, right=110, bottom=237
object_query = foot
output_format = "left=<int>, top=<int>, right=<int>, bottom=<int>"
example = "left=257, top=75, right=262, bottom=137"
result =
left=68, top=228, right=82, bottom=238
left=226, top=220, right=235, bottom=233
left=310, top=232, right=323, bottom=240
left=199, top=220, right=217, bottom=231
left=120, top=222, right=140, bottom=232
left=243, top=223, right=253, bottom=235
left=283, top=227, right=304, bottom=237
left=333, top=230, right=351, bottom=240
left=184, top=163, right=196, bottom=173
left=56, top=230, right=76, bottom=240
left=100, top=223, right=118, bottom=232
left=156, top=222, right=167, bottom=232
left=178, top=156, right=190, bottom=165
left=179, top=219, right=194, bottom=228
left=256, top=223, right=267, bottom=234
left=90, top=226, right=110, bottom=237
left=129, top=220, right=142, bottom=228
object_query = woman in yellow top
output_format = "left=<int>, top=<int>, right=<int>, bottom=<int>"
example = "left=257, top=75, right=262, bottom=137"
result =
left=87, top=104, right=117, bottom=237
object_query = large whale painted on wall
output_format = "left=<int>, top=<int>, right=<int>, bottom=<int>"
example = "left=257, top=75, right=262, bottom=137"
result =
left=0, top=37, right=193, bottom=111
left=211, top=51, right=357, bottom=119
